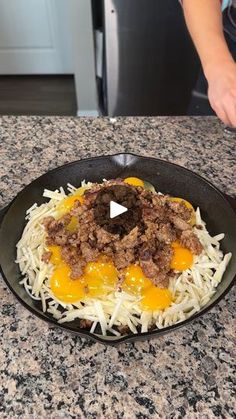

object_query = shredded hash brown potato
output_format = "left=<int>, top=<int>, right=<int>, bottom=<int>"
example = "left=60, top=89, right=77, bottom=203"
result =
left=16, top=182, right=232, bottom=337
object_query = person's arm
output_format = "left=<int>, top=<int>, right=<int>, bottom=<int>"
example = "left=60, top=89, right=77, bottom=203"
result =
left=182, top=0, right=236, bottom=126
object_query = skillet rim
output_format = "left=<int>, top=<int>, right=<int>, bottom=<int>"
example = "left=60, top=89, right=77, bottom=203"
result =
left=0, top=152, right=235, bottom=345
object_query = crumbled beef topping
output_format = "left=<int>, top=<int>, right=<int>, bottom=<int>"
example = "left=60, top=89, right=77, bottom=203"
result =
left=93, top=185, right=142, bottom=236
left=180, top=230, right=203, bottom=255
left=42, top=180, right=202, bottom=288
left=79, top=319, right=93, bottom=329
left=140, top=258, right=160, bottom=281
left=41, top=250, right=52, bottom=263
left=117, top=324, right=129, bottom=334
left=169, top=215, right=190, bottom=231
left=167, top=200, right=192, bottom=221
left=114, top=248, right=136, bottom=270
left=154, top=244, right=174, bottom=272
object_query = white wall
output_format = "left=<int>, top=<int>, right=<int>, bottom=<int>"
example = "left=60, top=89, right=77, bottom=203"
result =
left=0, top=0, right=98, bottom=115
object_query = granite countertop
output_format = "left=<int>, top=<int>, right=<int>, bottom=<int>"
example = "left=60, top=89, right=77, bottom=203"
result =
left=0, top=116, right=235, bottom=419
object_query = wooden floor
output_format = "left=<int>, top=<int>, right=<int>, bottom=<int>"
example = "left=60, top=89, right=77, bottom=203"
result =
left=0, top=75, right=77, bottom=116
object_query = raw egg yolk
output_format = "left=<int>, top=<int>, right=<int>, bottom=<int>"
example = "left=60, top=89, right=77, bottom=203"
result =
left=50, top=263, right=85, bottom=303
left=122, top=265, right=152, bottom=295
left=84, top=257, right=118, bottom=297
left=169, top=197, right=195, bottom=225
left=48, top=245, right=63, bottom=265
left=170, top=243, right=193, bottom=271
left=124, top=177, right=144, bottom=187
left=141, top=286, right=172, bottom=311
left=49, top=245, right=86, bottom=303
left=56, top=195, right=84, bottom=217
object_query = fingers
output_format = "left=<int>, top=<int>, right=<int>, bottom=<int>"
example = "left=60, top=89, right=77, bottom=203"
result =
left=223, top=103, right=236, bottom=127
left=211, top=96, right=236, bottom=127
left=213, top=104, right=231, bottom=126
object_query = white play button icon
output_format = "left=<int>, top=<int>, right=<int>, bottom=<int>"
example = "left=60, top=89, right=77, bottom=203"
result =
left=94, top=185, right=142, bottom=234
left=110, top=200, right=128, bottom=219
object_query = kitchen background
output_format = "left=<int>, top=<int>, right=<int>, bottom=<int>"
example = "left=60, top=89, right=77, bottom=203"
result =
left=0, top=0, right=205, bottom=117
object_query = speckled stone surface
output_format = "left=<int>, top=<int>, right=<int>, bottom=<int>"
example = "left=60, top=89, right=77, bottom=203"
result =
left=0, top=116, right=235, bottom=419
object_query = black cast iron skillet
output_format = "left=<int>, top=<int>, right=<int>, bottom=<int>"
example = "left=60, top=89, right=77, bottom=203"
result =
left=0, top=153, right=235, bottom=345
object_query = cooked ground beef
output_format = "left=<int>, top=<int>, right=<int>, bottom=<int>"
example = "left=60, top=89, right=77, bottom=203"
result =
left=140, top=258, right=160, bottom=281
left=42, top=179, right=202, bottom=288
left=152, top=271, right=169, bottom=288
left=41, top=250, right=52, bottom=263
left=61, top=245, right=80, bottom=266
left=115, top=226, right=139, bottom=251
left=96, top=228, right=118, bottom=246
left=79, top=319, right=93, bottom=329
left=114, top=248, right=136, bottom=270
left=167, top=200, right=192, bottom=221
left=155, top=223, right=176, bottom=244
left=71, top=262, right=86, bottom=279
left=138, top=241, right=155, bottom=260
left=180, top=229, right=203, bottom=255
left=154, top=245, right=174, bottom=272
left=169, top=215, right=190, bottom=231
left=94, top=185, right=142, bottom=236
left=80, top=242, right=99, bottom=262
left=117, top=324, right=129, bottom=334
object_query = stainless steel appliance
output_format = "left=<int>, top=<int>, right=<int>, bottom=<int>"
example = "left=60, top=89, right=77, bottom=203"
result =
left=92, top=0, right=200, bottom=116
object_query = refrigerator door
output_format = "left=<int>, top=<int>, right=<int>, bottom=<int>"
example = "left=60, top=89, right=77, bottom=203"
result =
left=104, top=0, right=199, bottom=116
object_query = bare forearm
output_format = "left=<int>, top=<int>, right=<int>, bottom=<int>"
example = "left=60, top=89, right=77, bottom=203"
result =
left=183, top=0, right=236, bottom=127
left=182, top=0, right=234, bottom=79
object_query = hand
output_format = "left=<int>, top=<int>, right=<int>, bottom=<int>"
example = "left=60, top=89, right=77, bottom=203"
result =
left=206, top=60, right=236, bottom=127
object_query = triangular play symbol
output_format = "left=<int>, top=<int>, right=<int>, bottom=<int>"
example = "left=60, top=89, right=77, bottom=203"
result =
left=110, top=200, right=128, bottom=219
